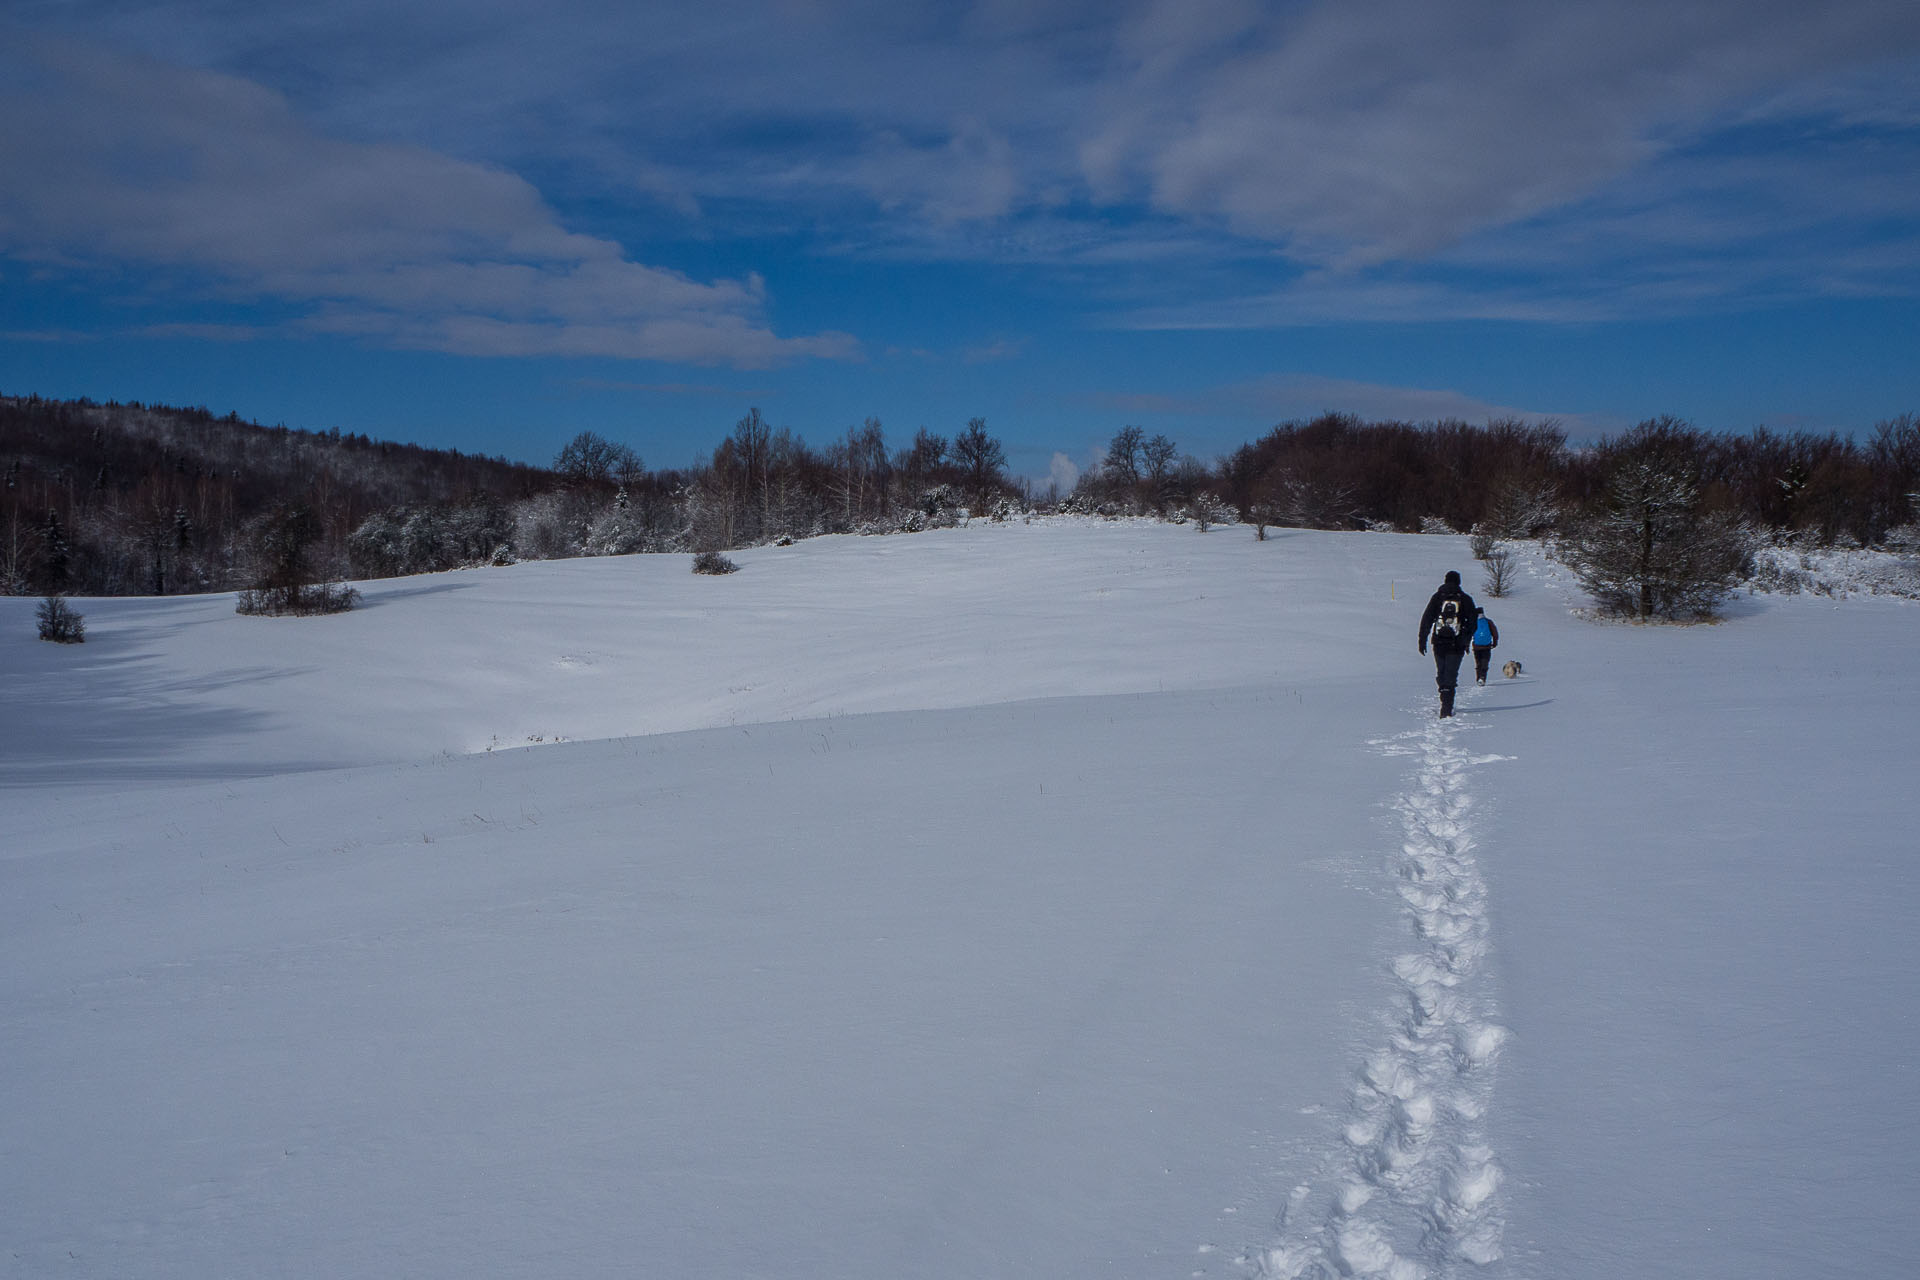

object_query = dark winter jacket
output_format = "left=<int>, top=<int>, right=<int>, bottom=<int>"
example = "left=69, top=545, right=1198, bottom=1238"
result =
left=1418, top=573, right=1479, bottom=654
left=1472, top=614, right=1499, bottom=649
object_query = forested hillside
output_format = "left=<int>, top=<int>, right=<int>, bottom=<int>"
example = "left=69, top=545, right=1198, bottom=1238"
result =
left=5, top=391, right=1916, bottom=601
left=1, top=394, right=551, bottom=596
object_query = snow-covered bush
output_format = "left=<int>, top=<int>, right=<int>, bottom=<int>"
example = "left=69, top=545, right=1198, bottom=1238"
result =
left=1420, top=515, right=1457, bottom=536
left=584, top=501, right=650, bottom=556
left=1747, top=551, right=1812, bottom=595
left=512, top=492, right=592, bottom=562
left=1747, top=539, right=1920, bottom=599
left=348, top=503, right=516, bottom=578
left=1053, top=491, right=1110, bottom=518
left=691, top=550, right=739, bottom=575
left=1191, top=493, right=1229, bottom=531
left=915, top=485, right=965, bottom=529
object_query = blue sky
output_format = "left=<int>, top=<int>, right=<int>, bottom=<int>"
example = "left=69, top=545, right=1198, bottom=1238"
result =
left=2, top=1, right=1917, bottom=487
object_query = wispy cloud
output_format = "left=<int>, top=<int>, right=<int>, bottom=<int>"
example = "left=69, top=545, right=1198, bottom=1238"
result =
left=6, top=1, right=1919, bottom=346
left=1090, top=374, right=1617, bottom=434
left=0, top=33, right=861, bottom=368
left=0, top=328, right=98, bottom=344
left=961, top=337, right=1026, bottom=364
left=567, top=378, right=777, bottom=400
left=137, top=323, right=266, bottom=343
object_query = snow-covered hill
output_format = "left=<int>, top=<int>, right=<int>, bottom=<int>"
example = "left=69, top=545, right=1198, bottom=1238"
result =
left=3, top=522, right=1915, bottom=1279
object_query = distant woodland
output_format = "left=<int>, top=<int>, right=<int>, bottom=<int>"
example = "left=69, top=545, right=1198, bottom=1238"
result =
left=3, top=391, right=1915, bottom=598
left=2, top=394, right=551, bottom=597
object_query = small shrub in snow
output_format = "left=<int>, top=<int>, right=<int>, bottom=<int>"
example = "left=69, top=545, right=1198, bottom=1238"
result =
left=1420, top=515, right=1457, bottom=536
left=236, top=581, right=361, bottom=616
left=1482, top=546, right=1515, bottom=598
left=915, top=484, right=965, bottom=528
left=1191, top=493, right=1228, bottom=531
left=1469, top=528, right=1497, bottom=560
left=1748, top=550, right=1811, bottom=596
left=36, top=594, right=85, bottom=643
left=692, top=550, right=739, bottom=575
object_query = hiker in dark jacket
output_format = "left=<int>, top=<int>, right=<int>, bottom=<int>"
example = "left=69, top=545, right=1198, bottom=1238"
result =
left=1417, top=570, right=1478, bottom=718
left=1470, top=609, right=1500, bottom=685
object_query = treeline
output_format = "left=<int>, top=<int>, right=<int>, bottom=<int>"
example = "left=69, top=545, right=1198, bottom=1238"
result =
left=0, top=396, right=1032, bottom=595
left=5, top=390, right=1916, bottom=600
left=1206, top=411, right=1920, bottom=545
left=1, top=394, right=550, bottom=595
left=348, top=411, right=1030, bottom=582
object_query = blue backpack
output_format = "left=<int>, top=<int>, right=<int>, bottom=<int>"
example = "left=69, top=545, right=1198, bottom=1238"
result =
left=1473, top=615, right=1493, bottom=646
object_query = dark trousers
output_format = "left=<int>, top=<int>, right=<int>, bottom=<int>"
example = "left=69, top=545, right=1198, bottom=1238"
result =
left=1433, top=645, right=1466, bottom=715
left=1472, top=645, right=1494, bottom=681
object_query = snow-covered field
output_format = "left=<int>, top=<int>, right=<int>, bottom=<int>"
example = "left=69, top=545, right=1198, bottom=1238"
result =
left=3, top=521, right=1915, bottom=1279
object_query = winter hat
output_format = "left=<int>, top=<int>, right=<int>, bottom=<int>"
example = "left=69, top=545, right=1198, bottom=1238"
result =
left=1444, top=570, right=1461, bottom=586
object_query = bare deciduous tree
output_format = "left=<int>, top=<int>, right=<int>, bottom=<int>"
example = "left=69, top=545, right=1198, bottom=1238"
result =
left=952, top=418, right=1007, bottom=516
left=1482, top=546, right=1515, bottom=597
left=236, top=503, right=358, bottom=615
left=554, top=432, right=643, bottom=488
left=36, top=594, right=85, bottom=642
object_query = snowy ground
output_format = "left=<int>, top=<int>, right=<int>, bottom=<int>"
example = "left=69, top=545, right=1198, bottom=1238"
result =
left=3, top=521, right=1915, bottom=1279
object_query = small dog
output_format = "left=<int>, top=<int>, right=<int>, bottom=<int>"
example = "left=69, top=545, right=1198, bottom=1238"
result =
left=1502, top=659, right=1523, bottom=679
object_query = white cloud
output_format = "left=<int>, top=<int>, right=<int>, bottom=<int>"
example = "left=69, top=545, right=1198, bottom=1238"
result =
left=7, top=1, right=1920, bottom=332
left=0, top=34, right=859, bottom=368
left=1047, top=451, right=1081, bottom=493
left=1082, top=0, right=1920, bottom=266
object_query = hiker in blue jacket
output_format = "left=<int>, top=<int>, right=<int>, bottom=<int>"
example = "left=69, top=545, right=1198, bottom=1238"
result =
left=1470, top=609, right=1500, bottom=685
left=1417, top=570, right=1477, bottom=718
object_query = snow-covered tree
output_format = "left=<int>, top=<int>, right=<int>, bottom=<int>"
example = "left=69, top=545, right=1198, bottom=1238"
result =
left=1482, top=477, right=1560, bottom=539
left=1556, top=459, right=1752, bottom=620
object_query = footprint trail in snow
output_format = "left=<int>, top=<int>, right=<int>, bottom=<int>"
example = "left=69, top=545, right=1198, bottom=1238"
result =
left=1251, top=710, right=1511, bottom=1280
